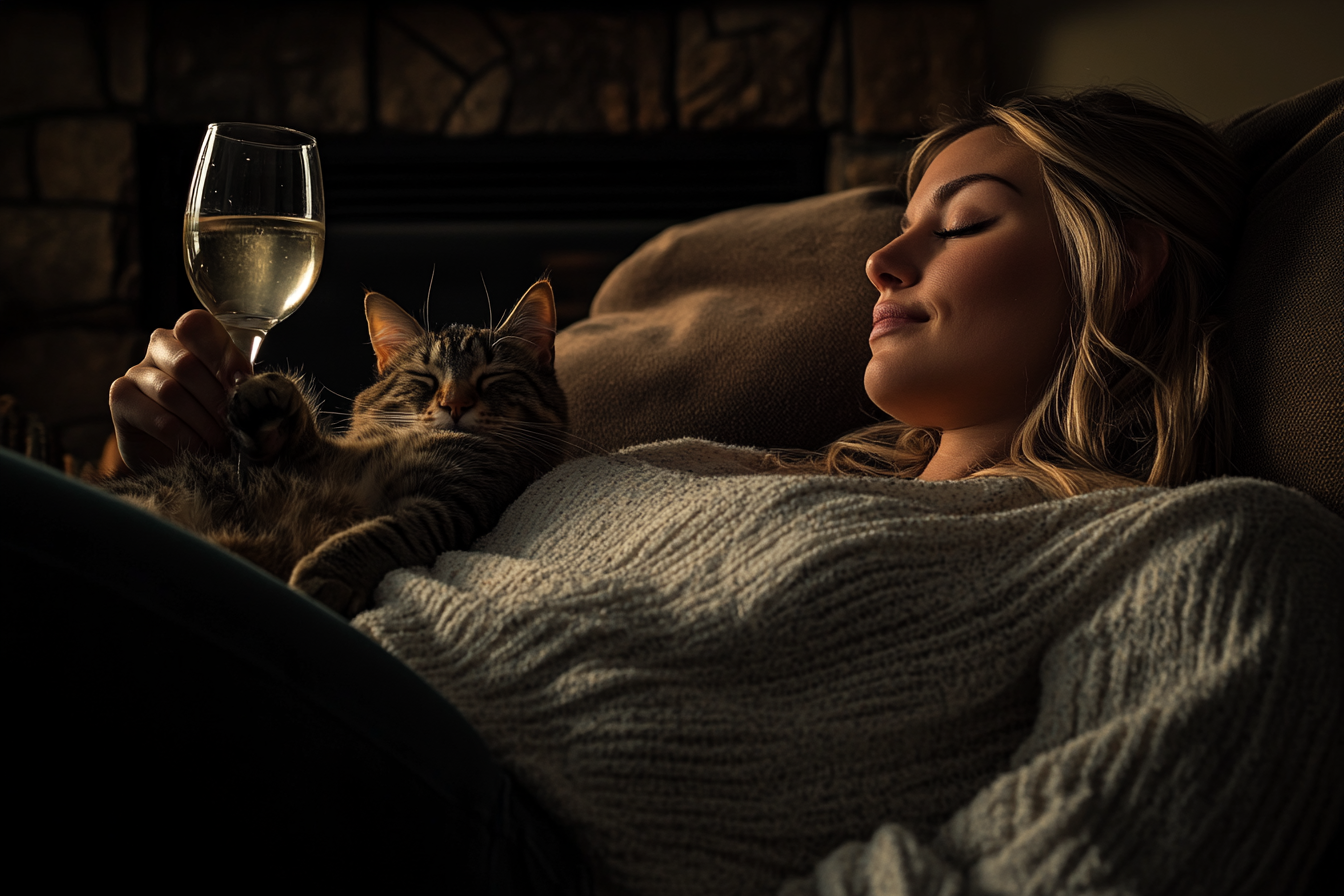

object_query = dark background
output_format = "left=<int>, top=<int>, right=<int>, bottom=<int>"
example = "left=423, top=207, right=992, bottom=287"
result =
left=140, top=128, right=826, bottom=404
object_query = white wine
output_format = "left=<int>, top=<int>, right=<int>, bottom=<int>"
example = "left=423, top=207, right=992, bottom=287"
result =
left=183, top=214, right=325, bottom=336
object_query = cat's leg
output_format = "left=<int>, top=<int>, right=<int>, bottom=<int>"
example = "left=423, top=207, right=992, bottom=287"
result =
left=227, top=373, right=321, bottom=466
left=289, top=494, right=482, bottom=617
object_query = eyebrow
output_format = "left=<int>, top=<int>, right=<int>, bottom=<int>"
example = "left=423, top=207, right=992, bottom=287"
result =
left=899, top=173, right=1023, bottom=231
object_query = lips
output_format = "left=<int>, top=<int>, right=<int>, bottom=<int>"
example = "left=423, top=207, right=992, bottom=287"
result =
left=870, top=302, right=929, bottom=340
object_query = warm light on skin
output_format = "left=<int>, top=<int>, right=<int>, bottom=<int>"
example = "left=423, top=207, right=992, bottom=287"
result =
left=863, top=126, right=1074, bottom=481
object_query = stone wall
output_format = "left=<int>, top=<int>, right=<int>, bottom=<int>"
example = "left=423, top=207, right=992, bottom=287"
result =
left=0, top=0, right=986, bottom=466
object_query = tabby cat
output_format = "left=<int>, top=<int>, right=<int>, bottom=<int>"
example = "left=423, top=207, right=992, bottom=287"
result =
left=106, top=279, right=569, bottom=618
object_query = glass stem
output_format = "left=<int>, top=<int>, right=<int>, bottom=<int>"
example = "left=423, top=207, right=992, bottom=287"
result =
left=224, top=325, right=266, bottom=364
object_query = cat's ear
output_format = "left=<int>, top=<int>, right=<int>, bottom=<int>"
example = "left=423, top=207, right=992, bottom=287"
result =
left=497, top=279, right=558, bottom=370
left=365, top=291, right=425, bottom=374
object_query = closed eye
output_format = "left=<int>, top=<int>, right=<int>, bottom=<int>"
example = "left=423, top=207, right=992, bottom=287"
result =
left=408, top=373, right=437, bottom=389
left=933, top=218, right=996, bottom=239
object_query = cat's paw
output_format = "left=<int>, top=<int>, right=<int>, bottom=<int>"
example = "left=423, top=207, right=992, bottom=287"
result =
left=295, top=576, right=367, bottom=618
left=290, top=554, right=372, bottom=618
left=227, top=372, right=309, bottom=464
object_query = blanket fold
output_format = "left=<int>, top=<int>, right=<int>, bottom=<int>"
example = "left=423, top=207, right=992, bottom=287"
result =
left=353, top=440, right=1343, bottom=896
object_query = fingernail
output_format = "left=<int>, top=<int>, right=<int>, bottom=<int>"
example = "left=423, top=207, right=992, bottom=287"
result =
left=232, top=371, right=248, bottom=386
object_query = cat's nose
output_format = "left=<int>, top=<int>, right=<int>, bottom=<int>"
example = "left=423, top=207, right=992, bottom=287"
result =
left=438, top=383, right=477, bottom=422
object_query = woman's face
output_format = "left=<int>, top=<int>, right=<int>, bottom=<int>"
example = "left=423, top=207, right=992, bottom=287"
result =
left=864, top=126, right=1073, bottom=435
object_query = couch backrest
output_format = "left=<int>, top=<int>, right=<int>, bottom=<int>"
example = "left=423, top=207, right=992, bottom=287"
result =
left=1213, top=78, right=1343, bottom=517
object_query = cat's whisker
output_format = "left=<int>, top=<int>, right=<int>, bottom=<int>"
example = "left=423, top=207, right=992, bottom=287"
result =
left=480, top=272, right=494, bottom=332
left=490, top=333, right=543, bottom=352
left=318, top=385, right=358, bottom=404
left=525, top=433, right=602, bottom=460
left=495, top=421, right=597, bottom=453
left=497, top=418, right=573, bottom=433
left=481, top=433, right=562, bottom=468
left=485, top=423, right=592, bottom=462
left=422, top=264, right=436, bottom=329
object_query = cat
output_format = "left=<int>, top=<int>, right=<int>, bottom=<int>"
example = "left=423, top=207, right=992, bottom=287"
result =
left=105, top=278, right=569, bottom=618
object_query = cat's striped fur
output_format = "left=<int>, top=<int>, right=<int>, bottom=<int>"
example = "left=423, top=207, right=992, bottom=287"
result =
left=106, top=279, right=569, bottom=617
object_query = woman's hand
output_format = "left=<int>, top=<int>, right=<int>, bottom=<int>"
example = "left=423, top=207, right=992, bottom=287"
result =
left=109, top=310, right=253, bottom=473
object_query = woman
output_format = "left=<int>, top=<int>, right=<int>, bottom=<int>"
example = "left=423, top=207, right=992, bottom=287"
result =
left=818, top=89, right=1240, bottom=494
left=85, top=90, right=1339, bottom=895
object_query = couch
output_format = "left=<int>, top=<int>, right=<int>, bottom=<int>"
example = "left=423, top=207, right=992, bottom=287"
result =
left=5, top=78, right=1340, bottom=893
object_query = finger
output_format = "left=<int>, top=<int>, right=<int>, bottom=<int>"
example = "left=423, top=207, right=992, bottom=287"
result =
left=143, top=325, right=234, bottom=422
left=173, top=309, right=253, bottom=389
left=109, top=375, right=213, bottom=473
left=122, top=363, right=229, bottom=452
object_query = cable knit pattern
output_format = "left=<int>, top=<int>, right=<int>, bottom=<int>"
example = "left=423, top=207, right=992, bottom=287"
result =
left=352, top=440, right=1344, bottom=896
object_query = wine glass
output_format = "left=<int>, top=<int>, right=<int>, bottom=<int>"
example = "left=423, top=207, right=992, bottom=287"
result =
left=182, top=123, right=325, bottom=363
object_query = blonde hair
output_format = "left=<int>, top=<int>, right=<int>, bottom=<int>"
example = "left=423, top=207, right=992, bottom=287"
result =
left=816, top=89, right=1243, bottom=498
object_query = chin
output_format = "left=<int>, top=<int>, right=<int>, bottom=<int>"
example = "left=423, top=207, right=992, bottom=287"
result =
left=864, top=358, right=933, bottom=426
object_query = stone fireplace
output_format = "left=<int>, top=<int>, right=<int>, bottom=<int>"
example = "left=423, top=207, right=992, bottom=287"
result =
left=0, top=1, right=986, bottom=468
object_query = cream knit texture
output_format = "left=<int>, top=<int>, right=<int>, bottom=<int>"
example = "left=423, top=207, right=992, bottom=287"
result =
left=353, top=440, right=1344, bottom=896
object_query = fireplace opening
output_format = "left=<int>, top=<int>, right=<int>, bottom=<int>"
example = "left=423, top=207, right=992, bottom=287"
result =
left=139, top=127, right=826, bottom=408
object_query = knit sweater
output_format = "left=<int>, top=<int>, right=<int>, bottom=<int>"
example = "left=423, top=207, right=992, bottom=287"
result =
left=353, top=440, right=1344, bottom=896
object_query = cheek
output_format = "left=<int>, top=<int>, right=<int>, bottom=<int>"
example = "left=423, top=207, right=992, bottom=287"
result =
left=935, top=237, right=1072, bottom=370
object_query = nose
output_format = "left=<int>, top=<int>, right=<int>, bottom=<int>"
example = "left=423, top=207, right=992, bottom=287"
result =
left=438, top=381, right=477, bottom=422
left=866, top=234, right=919, bottom=293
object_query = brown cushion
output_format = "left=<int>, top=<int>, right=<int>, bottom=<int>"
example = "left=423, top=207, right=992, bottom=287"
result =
left=555, top=187, right=901, bottom=453
left=1213, top=78, right=1343, bottom=518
